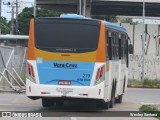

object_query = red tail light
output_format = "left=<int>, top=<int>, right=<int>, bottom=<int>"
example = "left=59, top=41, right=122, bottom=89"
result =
left=96, top=68, right=100, bottom=80
left=100, top=66, right=104, bottom=77
left=28, top=63, right=35, bottom=78
left=31, top=65, right=35, bottom=78
left=96, top=66, right=104, bottom=81
left=28, top=64, right=31, bottom=75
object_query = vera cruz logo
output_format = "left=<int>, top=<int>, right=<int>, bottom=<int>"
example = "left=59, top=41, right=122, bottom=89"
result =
left=53, top=62, right=77, bottom=69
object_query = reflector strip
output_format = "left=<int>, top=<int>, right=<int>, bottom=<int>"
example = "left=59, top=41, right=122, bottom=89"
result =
left=99, top=89, right=101, bottom=95
left=41, top=92, right=50, bottom=94
left=29, top=86, right=31, bottom=92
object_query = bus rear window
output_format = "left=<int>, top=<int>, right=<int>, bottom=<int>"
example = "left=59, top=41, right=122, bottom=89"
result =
left=35, top=19, right=100, bottom=53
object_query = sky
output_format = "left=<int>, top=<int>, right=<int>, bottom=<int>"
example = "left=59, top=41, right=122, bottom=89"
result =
left=1, top=0, right=34, bottom=20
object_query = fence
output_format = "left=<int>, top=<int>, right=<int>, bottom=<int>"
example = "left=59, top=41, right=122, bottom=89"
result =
left=0, top=45, right=26, bottom=93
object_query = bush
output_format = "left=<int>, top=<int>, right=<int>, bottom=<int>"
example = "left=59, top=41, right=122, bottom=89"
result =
left=128, top=78, right=160, bottom=88
left=139, top=105, right=160, bottom=118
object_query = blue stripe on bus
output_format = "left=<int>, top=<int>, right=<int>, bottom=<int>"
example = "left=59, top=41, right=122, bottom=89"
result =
left=37, top=61, right=94, bottom=86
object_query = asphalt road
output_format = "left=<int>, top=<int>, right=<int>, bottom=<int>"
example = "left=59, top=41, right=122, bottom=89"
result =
left=0, top=88, right=159, bottom=119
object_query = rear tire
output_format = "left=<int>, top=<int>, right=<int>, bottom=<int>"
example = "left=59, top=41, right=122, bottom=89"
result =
left=96, top=100, right=109, bottom=109
left=102, top=101, right=109, bottom=109
left=109, top=85, right=115, bottom=108
left=115, top=94, right=123, bottom=103
left=42, top=98, right=52, bottom=108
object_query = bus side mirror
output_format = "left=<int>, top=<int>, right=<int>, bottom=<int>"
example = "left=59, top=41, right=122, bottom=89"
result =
left=128, top=44, right=133, bottom=54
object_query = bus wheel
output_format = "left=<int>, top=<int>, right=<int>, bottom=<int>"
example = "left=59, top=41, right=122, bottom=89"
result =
left=96, top=100, right=109, bottom=109
left=115, top=94, right=123, bottom=103
left=102, top=101, right=109, bottom=109
left=42, top=98, right=52, bottom=108
left=109, top=85, right=115, bottom=108
left=56, top=101, right=64, bottom=107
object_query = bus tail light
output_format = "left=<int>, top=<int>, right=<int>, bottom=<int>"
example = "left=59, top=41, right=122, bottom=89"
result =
left=96, top=66, right=104, bottom=81
left=95, top=66, right=105, bottom=85
left=28, top=64, right=31, bottom=75
left=31, top=65, right=35, bottom=78
left=27, top=63, right=35, bottom=79
left=96, top=68, right=100, bottom=80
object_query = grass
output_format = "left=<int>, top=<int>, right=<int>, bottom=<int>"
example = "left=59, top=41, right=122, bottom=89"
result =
left=128, top=78, right=160, bottom=88
left=139, top=105, right=160, bottom=119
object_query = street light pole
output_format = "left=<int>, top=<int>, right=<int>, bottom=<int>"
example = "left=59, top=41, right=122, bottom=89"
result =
left=83, top=0, right=86, bottom=17
left=34, top=0, right=36, bottom=17
left=142, top=0, right=145, bottom=81
left=0, top=0, right=1, bottom=36
left=15, top=0, right=18, bottom=34
left=79, top=0, right=81, bottom=15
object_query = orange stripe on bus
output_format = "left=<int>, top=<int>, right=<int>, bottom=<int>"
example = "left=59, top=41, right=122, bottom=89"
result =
left=27, top=19, right=36, bottom=60
left=96, top=22, right=106, bottom=62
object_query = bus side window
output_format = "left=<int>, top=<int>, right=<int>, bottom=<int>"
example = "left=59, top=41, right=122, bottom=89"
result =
left=126, top=34, right=129, bottom=67
left=121, top=34, right=124, bottom=58
left=118, top=33, right=121, bottom=59
left=106, top=31, right=109, bottom=60
left=112, top=32, right=114, bottom=59
left=108, top=31, right=112, bottom=60
left=115, top=32, right=119, bottom=59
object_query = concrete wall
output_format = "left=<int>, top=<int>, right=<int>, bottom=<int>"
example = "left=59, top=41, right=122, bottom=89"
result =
left=121, top=23, right=160, bottom=80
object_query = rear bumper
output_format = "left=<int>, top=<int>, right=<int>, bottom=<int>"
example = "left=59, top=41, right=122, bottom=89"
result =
left=26, top=79, right=105, bottom=100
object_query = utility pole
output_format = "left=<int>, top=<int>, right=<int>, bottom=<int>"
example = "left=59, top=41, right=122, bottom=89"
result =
left=0, top=0, right=2, bottom=36
left=79, top=0, right=82, bottom=15
left=34, top=0, right=36, bottom=17
left=3, top=0, right=19, bottom=35
left=142, top=0, right=145, bottom=81
left=15, top=0, right=19, bottom=34
left=4, top=2, right=15, bottom=34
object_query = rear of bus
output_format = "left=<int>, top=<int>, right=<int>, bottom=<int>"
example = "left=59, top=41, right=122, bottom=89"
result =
left=26, top=15, right=107, bottom=106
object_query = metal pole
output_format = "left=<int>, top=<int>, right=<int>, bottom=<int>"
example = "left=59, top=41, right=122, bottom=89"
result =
left=142, top=0, right=145, bottom=81
left=133, top=23, right=135, bottom=54
left=79, top=0, right=81, bottom=15
left=16, top=0, right=19, bottom=35
left=34, top=0, right=36, bottom=17
left=10, top=4, right=15, bottom=34
left=0, top=0, right=2, bottom=36
left=83, top=0, right=86, bottom=17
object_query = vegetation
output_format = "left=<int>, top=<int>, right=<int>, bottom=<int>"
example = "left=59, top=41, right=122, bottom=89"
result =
left=92, top=15, right=118, bottom=22
left=139, top=105, right=160, bottom=119
left=128, top=78, right=160, bottom=88
left=0, top=16, right=10, bottom=34
left=119, top=18, right=133, bottom=23
left=18, top=7, right=61, bottom=35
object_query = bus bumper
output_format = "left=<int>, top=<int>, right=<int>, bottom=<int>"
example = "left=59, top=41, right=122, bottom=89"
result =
left=26, top=78, right=105, bottom=100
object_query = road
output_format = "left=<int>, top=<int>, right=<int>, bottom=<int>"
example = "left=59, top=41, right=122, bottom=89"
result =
left=0, top=88, right=159, bottom=119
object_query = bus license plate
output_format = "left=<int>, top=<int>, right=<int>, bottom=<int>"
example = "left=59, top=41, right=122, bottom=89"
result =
left=58, top=80, right=71, bottom=85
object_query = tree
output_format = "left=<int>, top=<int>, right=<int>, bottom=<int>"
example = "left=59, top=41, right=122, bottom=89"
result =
left=92, top=15, right=118, bottom=22
left=18, top=7, right=61, bottom=35
left=118, top=18, right=133, bottom=24
left=0, top=17, right=10, bottom=34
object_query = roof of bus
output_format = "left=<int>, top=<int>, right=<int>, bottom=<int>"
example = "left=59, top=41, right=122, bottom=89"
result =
left=105, top=22, right=126, bottom=33
left=60, top=14, right=126, bottom=33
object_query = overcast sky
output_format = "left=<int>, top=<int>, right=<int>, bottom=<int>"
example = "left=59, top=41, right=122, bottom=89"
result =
left=1, top=0, right=34, bottom=20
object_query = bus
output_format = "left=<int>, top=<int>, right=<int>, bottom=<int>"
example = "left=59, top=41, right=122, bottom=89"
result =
left=26, top=14, right=132, bottom=109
